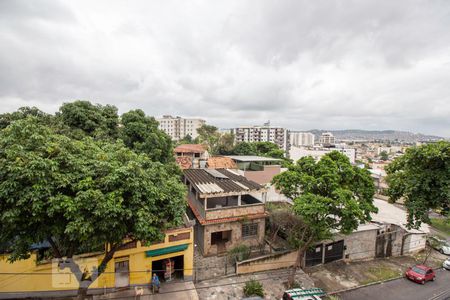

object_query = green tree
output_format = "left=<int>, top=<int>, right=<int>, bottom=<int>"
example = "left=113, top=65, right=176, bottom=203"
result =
left=178, top=134, right=194, bottom=145
left=272, top=151, right=376, bottom=284
left=120, top=109, right=174, bottom=163
left=58, top=100, right=119, bottom=139
left=0, top=106, right=53, bottom=129
left=216, top=133, right=235, bottom=155
left=386, top=141, right=450, bottom=228
left=195, top=124, right=220, bottom=153
left=231, top=142, right=258, bottom=155
left=379, top=151, right=389, bottom=161
left=0, top=117, right=186, bottom=298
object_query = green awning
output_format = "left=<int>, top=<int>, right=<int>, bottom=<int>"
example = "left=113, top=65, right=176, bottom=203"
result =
left=145, top=244, right=189, bottom=257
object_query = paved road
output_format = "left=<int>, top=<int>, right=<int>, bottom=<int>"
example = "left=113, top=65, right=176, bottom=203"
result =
left=341, top=269, right=450, bottom=300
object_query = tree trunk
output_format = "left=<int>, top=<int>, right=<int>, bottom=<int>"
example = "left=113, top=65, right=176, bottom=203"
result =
left=288, top=246, right=306, bottom=287
left=77, top=285, right=89, bottom=300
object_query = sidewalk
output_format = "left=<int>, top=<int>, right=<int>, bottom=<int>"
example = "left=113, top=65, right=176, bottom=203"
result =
left=195, top=268, right=315, bottom=300
left=95, top=281, right=199, bottom=300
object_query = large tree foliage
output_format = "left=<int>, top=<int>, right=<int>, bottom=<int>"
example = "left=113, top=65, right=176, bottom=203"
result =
left=120, top=109, right=174, bottom=163
left=386, top=141, right=450, bottom=228
left=272, top=151, right=376, bottom=284
left=58, top=100, right=119, bottom=139
left=0, top=117, right=186, bottom=297
left=0, top=106, right=53, bottom=129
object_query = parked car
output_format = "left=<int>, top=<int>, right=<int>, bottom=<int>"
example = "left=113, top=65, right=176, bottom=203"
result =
left=405, top=265, right=436, bottom=284
left=443, top=258, right=450, bottom=270
left=427, top=236, right=450, bottom=255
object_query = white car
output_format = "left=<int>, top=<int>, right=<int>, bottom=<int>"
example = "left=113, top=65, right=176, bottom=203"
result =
left=427, top=236, right=450, bottom=255
left=443, top=258, right=450, bottom=270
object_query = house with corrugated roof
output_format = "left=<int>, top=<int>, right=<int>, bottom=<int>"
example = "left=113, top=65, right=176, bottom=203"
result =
left=183, top=168, right=268, bottom=256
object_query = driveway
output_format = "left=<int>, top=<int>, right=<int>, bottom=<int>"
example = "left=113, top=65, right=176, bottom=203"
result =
left=340, top=268, right=450, bottom=300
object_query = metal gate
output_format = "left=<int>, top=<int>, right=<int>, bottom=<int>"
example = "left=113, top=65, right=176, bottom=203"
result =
left=305, top=244, right=323, bottom=267
left=114, top=258, right=129, bottom=288
left=324, top=240, right=344, bottom=263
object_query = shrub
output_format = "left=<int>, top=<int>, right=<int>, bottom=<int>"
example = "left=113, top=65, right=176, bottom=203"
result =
left=243, top=279, right=264, bottom=297
left=228, top=244, right=251, bottom=262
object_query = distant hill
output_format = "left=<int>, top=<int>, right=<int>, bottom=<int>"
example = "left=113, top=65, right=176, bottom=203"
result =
left=307, top=129, right=445, bottom=143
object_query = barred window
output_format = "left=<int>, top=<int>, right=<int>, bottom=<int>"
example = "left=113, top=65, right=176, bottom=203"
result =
left=242, top=223, right=258, bottom=238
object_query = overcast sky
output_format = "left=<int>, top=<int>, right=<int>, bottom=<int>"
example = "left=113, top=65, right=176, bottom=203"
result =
left=1, top=0, right=450, bottom=136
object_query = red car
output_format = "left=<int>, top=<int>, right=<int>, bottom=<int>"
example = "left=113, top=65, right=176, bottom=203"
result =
left=405, top=265, right=436, bottom=284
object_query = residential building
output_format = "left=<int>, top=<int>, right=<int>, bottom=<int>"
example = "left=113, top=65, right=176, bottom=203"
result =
left=184, top=168, right=267, bottom=256
left=289, top=146, right=356, bottom=164
left=0, top=216, right=195, bottom=298
left=174, top=144, right=209, bottom=169
left=232, top=125, right=290, bottom=152
left=157, top=115, right=205, bottom=141
left=290, top=132, right=315, bottom=147
left=319, top=132, right=335, bottom=146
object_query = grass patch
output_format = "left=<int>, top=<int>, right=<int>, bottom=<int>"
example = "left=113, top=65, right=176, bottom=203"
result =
left=360, top=266, right=401, bottom=285
left=430, top=218, right=450, bottom=236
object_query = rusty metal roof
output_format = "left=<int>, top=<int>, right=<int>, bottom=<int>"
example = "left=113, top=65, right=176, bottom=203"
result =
left=183, top=168, right=263, bottom=194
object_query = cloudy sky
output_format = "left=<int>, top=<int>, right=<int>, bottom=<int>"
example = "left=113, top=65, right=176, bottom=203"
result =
left=1, top=0, right=450, bottom=136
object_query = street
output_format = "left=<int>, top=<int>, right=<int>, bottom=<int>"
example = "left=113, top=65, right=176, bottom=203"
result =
left=340, top=269, right=450, bottom=300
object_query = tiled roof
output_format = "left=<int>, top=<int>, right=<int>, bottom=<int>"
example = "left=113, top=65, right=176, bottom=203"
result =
left=183, top=168, right=263, bottom=194
left=207, top=156, right=238, bottom=169
left=174, top=144, right=206, bottom=154
left=176, top=157, right=192, bottom=169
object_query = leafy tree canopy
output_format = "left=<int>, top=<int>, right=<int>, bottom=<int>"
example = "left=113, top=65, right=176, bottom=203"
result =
left=386, top=141, right=450, bottom=228
left=120, top=109, right=174, bottom=163
left=272, top=151, right=376, bottom=279
left=0, top=106, right=53, bottom=129
left=58, top=100, right=119, bottom=139
left=0, top=117, right=186, bottom=294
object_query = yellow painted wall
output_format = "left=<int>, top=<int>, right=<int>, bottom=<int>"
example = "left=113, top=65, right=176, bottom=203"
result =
left=0, top=227, right=193, bottom=294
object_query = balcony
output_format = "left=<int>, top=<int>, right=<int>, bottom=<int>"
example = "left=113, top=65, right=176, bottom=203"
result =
left=187, top=192, right=265, bottom=222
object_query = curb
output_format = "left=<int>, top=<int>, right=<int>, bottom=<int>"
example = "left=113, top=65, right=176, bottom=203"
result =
left=327, top=266, right=446, bottom=296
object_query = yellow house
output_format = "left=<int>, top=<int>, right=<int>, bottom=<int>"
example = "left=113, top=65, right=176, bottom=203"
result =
left=0, top=220, right=194, bottom=299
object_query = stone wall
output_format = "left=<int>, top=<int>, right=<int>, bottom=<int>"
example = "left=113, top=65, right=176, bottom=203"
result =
left=236, top=250, right=297, bottom=274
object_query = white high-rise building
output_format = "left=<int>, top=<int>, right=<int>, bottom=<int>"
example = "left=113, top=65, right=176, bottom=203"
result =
left=290, top=132, right=315, bottom=147
left=157, top=115, right=205, bottom=141
left=319, top=132, right=335, bottom=146
left=232, top=125, right=290, bottom=152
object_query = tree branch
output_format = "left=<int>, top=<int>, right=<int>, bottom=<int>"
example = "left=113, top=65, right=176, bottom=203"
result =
left=47, top=236, right=62, bottom=258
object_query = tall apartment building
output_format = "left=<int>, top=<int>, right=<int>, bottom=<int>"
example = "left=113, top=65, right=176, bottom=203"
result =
left=232, top=125, right=290, bottom=152
left=290, top=132, right=315, bottom=147
left=319, top=132, right=335, bottom=146
left=157, top=115, right=205, bottom=141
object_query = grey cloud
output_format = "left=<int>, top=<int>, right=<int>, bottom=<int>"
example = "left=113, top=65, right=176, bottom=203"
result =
left=0, top=0, right=449, bottom=137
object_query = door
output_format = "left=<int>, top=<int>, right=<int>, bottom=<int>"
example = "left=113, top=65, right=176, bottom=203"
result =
left=425, top=269, right=434, bottom=281
left=305, top=244, right=323, bottom=267
left=324, top=240, right=344, bottom=263
left=115, top=259, right=129, bottom=288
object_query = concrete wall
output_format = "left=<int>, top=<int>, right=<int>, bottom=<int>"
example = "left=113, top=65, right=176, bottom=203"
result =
left=236, top=250, right=297, bottom=275
left=343, top=229, right=378, bottom=261
left=202, top=219, right=265, bottom=256
left=404, top=233, right=427, bottom=254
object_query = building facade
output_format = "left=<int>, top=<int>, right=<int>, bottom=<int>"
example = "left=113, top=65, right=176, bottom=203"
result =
left=319, top=132, right=335, bottom=146
left=157, top=115, right=205, bottom=141
left=232, top=126, right=290, bottom=152
left=184, top=168, right=267, bottom=256
left=289, top=146, right=356, bottom=164
left=290, top=132, right=315, bottom=147
left=0, top=221, right=194, bottom=298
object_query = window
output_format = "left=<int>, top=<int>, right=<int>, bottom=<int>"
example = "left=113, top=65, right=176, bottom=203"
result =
left=242, top=223, right=258, bottom=238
